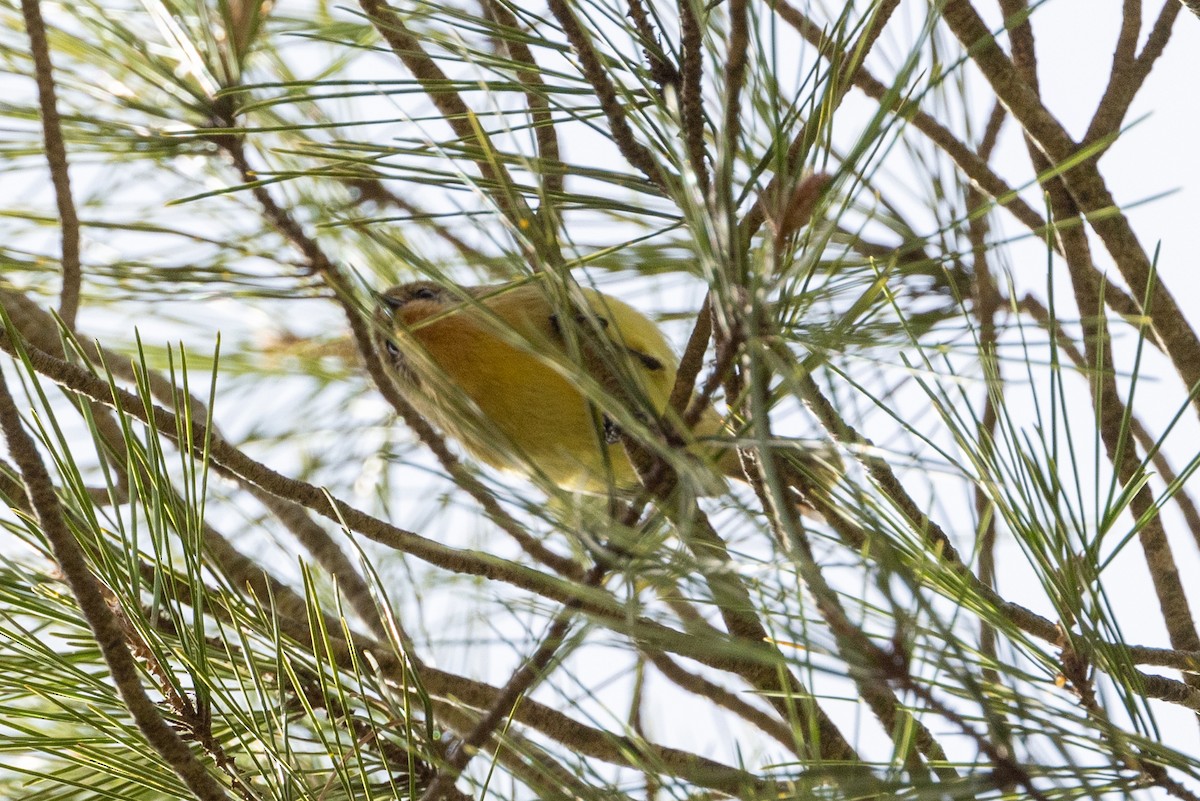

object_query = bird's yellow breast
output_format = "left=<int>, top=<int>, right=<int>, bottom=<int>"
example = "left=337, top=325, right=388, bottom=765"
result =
left=388, top=283, right=680, bottom=491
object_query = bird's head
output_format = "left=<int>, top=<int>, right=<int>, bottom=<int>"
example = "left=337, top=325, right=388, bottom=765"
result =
left=372, top=281, right=456, bottom=379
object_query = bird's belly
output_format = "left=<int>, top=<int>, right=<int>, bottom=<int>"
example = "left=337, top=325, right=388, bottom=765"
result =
left=429, top=329, right=635, bottom=491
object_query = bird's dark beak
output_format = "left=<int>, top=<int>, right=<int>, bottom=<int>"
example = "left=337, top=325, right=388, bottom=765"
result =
left=371, top=289, right=405, bottom=312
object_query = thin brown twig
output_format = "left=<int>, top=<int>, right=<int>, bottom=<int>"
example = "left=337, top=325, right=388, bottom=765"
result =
left=720, top=0, right=750, bottom=189
left=998, top=0, right=1039, bottom=85
left=1140, top=763, right=1200, bottom=801
left=545, top=0, right=669, bottom=191
left=668, top=293, right=712, bottom=415
left=678, top=0, right=709, bottom=193
left=967, top=98, right=1012, bottom=756
left=357, top=0, right=558, bottom=266
left=625, top=0, right=681, bottom=92
left=979, top=101, right=1008, bottom=161
left=418, top=563, right=608, bottom=801
left=627, top=657, right=658, bottom=801
left=1126, top=646, right=1200, bottom=672
left=1084, top=0, right=1180, bottom=147
left=482, top=1, right=564, bottom=201
left=19, top=0, right=81, bottom=330
left=1117, top=0, right=1145, bottom=66
left=1083, top=0, right=1144, bottom=146
left=742, top=0, right=902, bottom=240
left=642, top=647, right=799, bottom=751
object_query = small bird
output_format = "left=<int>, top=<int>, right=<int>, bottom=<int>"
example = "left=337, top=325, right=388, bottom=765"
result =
left=373, top=279, right=838, bottom=504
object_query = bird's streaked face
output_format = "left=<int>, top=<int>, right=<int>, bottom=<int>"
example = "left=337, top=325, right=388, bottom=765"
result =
left=374, top=281, right=453, bottom=382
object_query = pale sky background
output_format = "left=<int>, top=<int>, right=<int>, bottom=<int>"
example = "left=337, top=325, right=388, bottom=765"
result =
left=3, top=0, right=1200, bottom=795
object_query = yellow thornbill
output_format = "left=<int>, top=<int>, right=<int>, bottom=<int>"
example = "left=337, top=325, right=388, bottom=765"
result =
left=373, top=279, right=839, bottom=508
left=373, top=279, right=734, bottom=494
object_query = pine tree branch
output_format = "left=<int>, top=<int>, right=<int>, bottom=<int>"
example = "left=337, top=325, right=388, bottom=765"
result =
left=0, top=347, right=232, bottom=801
left=19, top=0, right=81, bottom=330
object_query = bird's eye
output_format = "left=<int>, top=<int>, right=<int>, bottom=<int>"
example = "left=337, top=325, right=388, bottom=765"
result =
left=412, top=287, right=439, bottom=301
